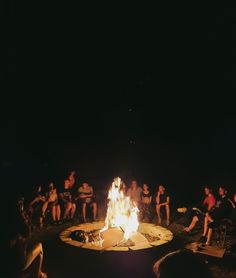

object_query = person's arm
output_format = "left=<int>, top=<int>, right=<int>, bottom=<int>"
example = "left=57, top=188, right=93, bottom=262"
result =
left=156, top=192, right=160, bottom=205
left=39, top=195, right=46, bottom=202
left=78, top=188, right=89, bottom=199
left=228, top=198, right=235, bottom=209
left=160, top=196, right=170, bottom=206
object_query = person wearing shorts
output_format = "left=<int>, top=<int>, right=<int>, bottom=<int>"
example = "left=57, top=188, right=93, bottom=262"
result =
left=78, top=182, right=97, bottom=222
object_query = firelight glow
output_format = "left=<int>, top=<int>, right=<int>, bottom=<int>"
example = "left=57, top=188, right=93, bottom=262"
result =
left=100, top=177, right=139, bottom=240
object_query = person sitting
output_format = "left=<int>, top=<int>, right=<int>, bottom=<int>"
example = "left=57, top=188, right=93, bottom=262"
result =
left=8, top=202, right=47, bottom=278
left=156, top=185, right=170, bottom=226
left=28, top=185, right=46, bottom=228
left=127, top=180, right=142, bottom=207
left=78, top=182, right=97, bottom=222
left=200, top=186, right=234, bottom=246
left=60, top=179, right=76, bottom=222
left=183, top=186, right=216, bottom=233
left=153, top=249, right=212, bottom=278
left=42, top=182, right=61, bottom=225
left=140, top=183, right=152, bottom=222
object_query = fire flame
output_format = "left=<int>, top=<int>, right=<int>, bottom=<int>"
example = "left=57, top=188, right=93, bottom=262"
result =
left=101, top=177, right=139, bottom=240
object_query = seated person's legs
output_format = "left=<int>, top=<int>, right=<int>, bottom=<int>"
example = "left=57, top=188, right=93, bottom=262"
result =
left=71, top=202, right=76, bottom=219
left=82, top=202, right=87, bottom=222
left=165, top=204, right=170, bottom=225
left=92, top=201, right=97, bottom=221
left=156, top=204, right=162, bottom=224
left=42, top=202, right=48, bottom=218
left=63, top=202, right=72, bottom=220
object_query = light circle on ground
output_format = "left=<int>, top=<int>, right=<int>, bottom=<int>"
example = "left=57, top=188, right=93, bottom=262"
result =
left=60, top=221, right=173, bottom=251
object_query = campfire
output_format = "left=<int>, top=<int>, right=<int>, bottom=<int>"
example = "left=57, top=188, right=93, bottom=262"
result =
left=99, top=177, right=139, bottom=245
left=60, top=177, right=173, bottom=251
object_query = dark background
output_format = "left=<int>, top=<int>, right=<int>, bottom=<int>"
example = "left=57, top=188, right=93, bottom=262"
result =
left=3, top=7, right=236, bottom=206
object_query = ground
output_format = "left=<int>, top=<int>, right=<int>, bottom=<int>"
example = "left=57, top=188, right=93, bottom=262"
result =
left=24, top=214, right=236, bottom=278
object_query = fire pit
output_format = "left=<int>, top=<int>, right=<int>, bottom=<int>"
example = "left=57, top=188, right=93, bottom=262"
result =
left=60, top=177, right=173, bottom=251
left=60, top=221, right=173, bottom=251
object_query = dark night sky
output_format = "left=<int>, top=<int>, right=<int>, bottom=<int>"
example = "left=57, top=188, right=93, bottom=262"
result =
left=3, top=7, right=236, bottom=199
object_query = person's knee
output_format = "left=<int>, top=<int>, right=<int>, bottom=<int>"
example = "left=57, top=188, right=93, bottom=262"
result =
left=165, top=204, right=170, bottom=210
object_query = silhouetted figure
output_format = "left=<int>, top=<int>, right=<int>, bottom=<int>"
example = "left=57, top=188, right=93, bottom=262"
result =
left=153, top=249, right=212, bottom=278
left=156, top=185, right=170, bottom=226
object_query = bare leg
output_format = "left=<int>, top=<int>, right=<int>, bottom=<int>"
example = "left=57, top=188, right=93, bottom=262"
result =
left=71, top=203, right=76, bottom=219
left=92, top=202, right=97, bottom=220
left=23, top=243, right=46, bottom=278
left=165, top=205, right=170, bottom=225
left=56, top=205, right=61, bottom=221
left=156, top=205, right=162, bottom=224
left=206, top=228, right=213, bottom=245
left=203, top=216, right=209, bottom=237
left=42, top=202, right=48, bottom=217
left=63, top=203, right=71, bottom=219
left=184, top=216, right=199, bottom=232
left=52, top=206, right=56, bottom=221
left=23, top=242, right=43, bottom=271
left=82, top=203, right=87, bottom=222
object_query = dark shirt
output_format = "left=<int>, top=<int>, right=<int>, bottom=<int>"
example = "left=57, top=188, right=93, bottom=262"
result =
left=157, top=191, right=169, bottom=204
left=60, top=188, right=72, bottom=203
left=210, top=195, right=233, bottom=220
left=141, top=191, right=152, bottom=204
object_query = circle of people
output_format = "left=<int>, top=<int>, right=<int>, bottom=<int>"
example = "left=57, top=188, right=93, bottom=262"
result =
left=22, top=171, right=236, bottom=247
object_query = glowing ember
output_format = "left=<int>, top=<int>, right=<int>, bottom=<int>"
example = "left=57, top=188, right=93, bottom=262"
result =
left=100, top=177, right=139, bottom=241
